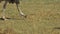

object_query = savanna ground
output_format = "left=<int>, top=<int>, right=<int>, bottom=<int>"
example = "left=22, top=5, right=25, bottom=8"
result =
left=0, top=0, right=60, bottom=34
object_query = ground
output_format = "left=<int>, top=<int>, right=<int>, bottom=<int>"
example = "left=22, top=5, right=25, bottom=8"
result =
left=0, top=0, right=60, bottom=34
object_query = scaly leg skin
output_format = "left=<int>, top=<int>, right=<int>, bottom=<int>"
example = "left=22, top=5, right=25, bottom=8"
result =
left=2, top=1, right=7, bottom=20
left=16, top=3, right=27, bottom=18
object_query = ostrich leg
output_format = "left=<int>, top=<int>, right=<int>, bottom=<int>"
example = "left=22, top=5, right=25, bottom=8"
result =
left=2, top=1, right=7, bottom=20
left=16, top=2, right=27, bottom=18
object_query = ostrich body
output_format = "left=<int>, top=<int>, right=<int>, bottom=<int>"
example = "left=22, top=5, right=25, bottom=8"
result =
left=0, top=0, right=26, bottom=20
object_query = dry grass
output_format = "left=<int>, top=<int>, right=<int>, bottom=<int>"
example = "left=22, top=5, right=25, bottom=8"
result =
left=0, top=0, right=60, bottom=34
left=0, top=27, right=20, bottom=34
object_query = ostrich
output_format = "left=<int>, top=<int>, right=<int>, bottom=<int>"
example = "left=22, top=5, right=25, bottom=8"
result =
left=0, top=0, right=26, bottom=20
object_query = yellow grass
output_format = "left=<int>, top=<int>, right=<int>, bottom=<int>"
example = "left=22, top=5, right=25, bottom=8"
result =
left=0, top=0, right=60, bottom=34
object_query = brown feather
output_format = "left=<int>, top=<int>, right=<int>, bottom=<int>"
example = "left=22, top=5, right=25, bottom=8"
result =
left=0, top=0, right=20, bottom=4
